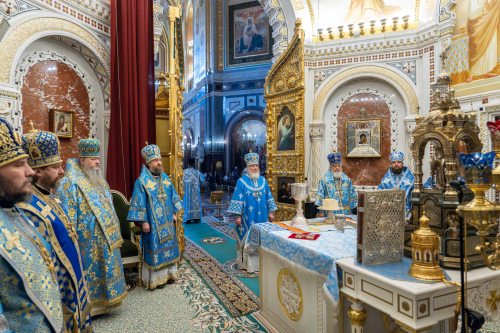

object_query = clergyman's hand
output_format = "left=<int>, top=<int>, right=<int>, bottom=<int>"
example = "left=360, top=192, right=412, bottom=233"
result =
left=317, top=212, right=325, bottom=218
left=268, top=213, right=275, bottom=222
left=142, top=223, right=150, bottom=233
left=235, top=217, right=242, bottom=226
left=173, top=215, right=178, bottom=223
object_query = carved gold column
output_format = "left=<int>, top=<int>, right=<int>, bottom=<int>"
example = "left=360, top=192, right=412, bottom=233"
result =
left=346, top=300, right=368, bottom=333
left=309, top=122, right=325, bottom=200
left=165, top=5, right=185, bottom=253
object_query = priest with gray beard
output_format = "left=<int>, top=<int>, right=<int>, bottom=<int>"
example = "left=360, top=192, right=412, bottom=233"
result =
left=57, top=138, right=127, bottom=316
left=227, top=153, right=277, bottom=272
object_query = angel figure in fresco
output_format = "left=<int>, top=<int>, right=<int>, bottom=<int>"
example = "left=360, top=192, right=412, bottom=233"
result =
left=236, top=8, right=266, bottom=54
left=344, top=0, right=401, bottom=24
left=466, top=0, right=500, bottom=82
left=278, top=115, right=294, bottom=151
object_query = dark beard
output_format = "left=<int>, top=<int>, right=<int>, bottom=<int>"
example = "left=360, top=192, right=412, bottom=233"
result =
left=391, top=167, right=403, bottom=175
left=0, top=173, right=32, bottom=208
left=150, top=165, right=164, bottom=176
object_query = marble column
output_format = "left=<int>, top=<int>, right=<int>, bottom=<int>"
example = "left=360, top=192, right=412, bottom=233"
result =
left=309, top=122, right=325, bottom=200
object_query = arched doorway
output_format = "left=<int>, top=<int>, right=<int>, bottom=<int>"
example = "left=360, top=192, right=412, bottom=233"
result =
left=230, top=118, right=266, bottom=175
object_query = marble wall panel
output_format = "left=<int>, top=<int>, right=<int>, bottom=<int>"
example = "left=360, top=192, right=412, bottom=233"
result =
left=21, top=60, right=90, bottom=168
left=337, top=93, right=391, bottom=186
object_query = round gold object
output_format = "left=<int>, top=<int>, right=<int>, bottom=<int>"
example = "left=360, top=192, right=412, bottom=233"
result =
left=347, top=277, right=353, bottom=285
left=275, top=79, right=285, bottom=92
left=419, top=304, right=427, bottom=313
left=402, top=302, right=410, bottom=311
left=287, top=76, right=297, bottom=88
left=277, top=268, right=303, bottom=321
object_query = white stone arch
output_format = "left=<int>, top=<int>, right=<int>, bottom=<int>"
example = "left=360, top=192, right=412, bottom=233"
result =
left=315, top=64, right=418, bottom=122
left=256, top=0, right=296, bottom=58
left=13, top=50, right=98, bottom=137
left=0, top=12, right=110, bottom=85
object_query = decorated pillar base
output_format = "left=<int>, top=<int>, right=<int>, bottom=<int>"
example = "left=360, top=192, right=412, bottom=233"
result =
left=347, top=300, right=368, bottom=333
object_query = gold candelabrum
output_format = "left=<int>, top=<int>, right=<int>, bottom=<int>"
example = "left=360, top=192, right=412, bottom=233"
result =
left=469, top=121, right=500, bottom=271
left=457, top=152, right=500, bottom=270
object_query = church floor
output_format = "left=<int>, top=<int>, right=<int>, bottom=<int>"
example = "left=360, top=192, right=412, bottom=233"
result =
left=92, top=261, right=269, bottom=333
left=183, top=219, right=260, bottom=296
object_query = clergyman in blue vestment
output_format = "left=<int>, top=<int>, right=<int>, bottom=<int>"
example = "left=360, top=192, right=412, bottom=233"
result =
left=57, top=138, right=127, bottom=316
left=228, top=153, right=277, bottom=272
left=182, top=157, right=204, bottom=222
left=378, top=151, right=415, bottom=218
left=127, top=144, right=183, bottom=289
left=18, top=127, right=92, bottom=332
left=316, top=152, right=358, bottom=216
left=0, top=118, right=64, bottom=332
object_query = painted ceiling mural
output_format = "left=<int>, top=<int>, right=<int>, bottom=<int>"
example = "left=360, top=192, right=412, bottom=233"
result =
left=444, top=0, right=500, bottom=90
left=309, top=0, right=419, bottom=30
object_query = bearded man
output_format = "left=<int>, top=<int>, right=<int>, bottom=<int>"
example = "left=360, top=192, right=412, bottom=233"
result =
left=316, top=152, right=357, bottom=217
left=227, top=153, right=277, bottom=272
left=378, top=151, right=415, bottom=218
left=18, top=128, right=92, bottom=332
left=127, top=144, right=182, bottom=289
left=57, top=138, right=127, bottom=316
left=0, top=118, right=64, bottom=332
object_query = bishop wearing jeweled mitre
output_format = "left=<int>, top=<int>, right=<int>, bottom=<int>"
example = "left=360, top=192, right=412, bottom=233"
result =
left=316, top=152, right=357, bottom=216
left=57, top=138, right=127, bottom=316
left=227, top=153, right=277, bottom=273
left=0, top=118, right=64, bottom=332
left=19, top=125, right=92, bottom=332
left=127, top=143, right=183, bottom=289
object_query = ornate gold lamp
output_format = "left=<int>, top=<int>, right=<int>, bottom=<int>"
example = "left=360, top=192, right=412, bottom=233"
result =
left=408, top=207, right=446, bottom=281
left=457, top=152, right=500, bottom=270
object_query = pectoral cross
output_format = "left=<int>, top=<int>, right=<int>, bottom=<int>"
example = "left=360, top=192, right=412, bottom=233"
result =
left=2, top=228, right=25, bottom=253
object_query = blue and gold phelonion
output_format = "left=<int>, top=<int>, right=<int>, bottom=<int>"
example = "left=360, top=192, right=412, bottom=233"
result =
left=22, top=125, right=63, bottom=169
left=78, top=137, right=101, bottom=158
left=141, top=143, right=161, bottom=164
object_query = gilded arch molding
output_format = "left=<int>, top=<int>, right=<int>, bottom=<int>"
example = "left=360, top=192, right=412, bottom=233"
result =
left=0, top=17, right=110, bottom=84
left=312, top=65, right=419, bottom=121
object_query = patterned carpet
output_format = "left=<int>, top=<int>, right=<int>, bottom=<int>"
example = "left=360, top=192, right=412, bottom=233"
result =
left=183, top=237, right=260, bottom=317
left=93, top=261, right=269, bottom=333
left=202, top=215, right=236, bottom=240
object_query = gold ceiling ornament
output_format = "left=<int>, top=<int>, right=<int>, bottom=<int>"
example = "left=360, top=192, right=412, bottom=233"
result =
left=154, top=6, right=185, bottom=253
left=408, top=207, right=446, bottom=281
left=264, top=19, right=306, bottom=222
left=407, top=51, right=486, bottom=269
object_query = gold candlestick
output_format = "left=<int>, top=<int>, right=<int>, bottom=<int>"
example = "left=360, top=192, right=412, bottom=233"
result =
left=338, top=25, right=344, bottom=38
left=392, top=17, right=399, bottom=31
left=348, top=24, right=354, bottom=37
left=380, top=19, right=387, bottom=32
left=369, top=20, right=376, bottom=34
left=402, top=15, right=410, bottom=29
left=358, top=22, right=364, bottom=36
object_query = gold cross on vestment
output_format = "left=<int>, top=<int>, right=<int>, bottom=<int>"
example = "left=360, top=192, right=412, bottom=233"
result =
left=163, top=179, right=171, bottom=188
left=487, top=290, right=500, bottom=312
left=145, top=180, right=156, bottom=191
left=1, top=228, right=26, bottom=253
left=36, top=202, right=55, bottom=221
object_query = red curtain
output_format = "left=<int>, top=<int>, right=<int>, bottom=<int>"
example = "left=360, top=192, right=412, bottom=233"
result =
left=108, top=0, right=156, bottom=198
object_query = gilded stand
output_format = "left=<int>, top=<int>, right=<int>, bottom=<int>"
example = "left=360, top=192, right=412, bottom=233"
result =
left=408, top=53, right=486, bottom=269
